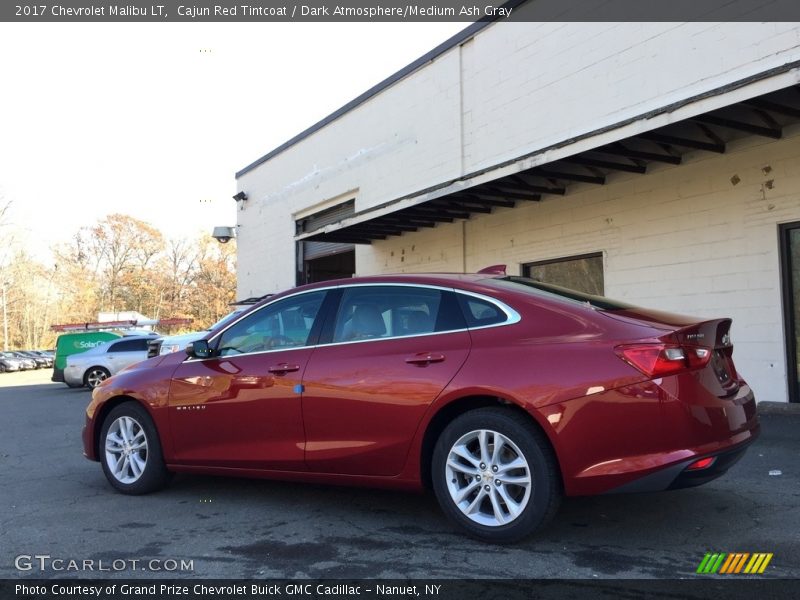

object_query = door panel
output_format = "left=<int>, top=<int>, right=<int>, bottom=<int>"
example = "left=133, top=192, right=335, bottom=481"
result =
left=301, top=285, right=471, bottom=476
left=302, top=334, right=470, bottom=475
left=168, top=349, right=311, bottom=469
left=107, top=351, right=147, bottom=372
left=167, top=290, right=328, bottom=469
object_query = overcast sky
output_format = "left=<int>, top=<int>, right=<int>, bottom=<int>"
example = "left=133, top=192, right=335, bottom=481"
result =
left=0, top=22, right=465, bottom=263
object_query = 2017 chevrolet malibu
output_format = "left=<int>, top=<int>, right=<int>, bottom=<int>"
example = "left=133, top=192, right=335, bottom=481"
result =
left=82, top=272, right=758, bottom=542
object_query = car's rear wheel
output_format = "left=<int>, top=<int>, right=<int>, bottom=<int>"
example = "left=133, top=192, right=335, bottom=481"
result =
left=84, top=366, right=110, bottom=389
left=432, top=407, right=561, bottom=543
left=99, top=402, right=171, bottom=494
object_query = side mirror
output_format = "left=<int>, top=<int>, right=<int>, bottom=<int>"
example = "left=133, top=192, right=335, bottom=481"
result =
left=186, top=340, right=212, bottom=359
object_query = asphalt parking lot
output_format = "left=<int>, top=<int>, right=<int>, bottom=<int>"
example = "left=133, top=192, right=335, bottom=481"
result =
left=0, top=370, right=798, bottom=580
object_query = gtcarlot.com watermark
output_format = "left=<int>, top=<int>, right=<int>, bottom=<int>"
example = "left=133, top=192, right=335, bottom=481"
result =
left=14, top=554, right=194, bottom=573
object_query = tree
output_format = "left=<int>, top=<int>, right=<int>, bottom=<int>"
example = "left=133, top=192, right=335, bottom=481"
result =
left=185, top=235, right=237, bottom=328
left=6, top=215, right=237, bottom=349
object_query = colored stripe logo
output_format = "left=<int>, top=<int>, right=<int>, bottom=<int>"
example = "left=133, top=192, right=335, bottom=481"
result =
left=696, top=552, right=773, bottom=574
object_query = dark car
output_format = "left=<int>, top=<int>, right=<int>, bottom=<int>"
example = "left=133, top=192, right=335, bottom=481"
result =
left=82, top=272, right=758, bottom=542
left=29, top=350, right=54, bottom=368
left=17, top=351, right=50, bottom=369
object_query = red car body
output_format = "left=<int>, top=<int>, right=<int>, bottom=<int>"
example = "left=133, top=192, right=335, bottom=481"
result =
left=83, top=273, right=758, bottom=538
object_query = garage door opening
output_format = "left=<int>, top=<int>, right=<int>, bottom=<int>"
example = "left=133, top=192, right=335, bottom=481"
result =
left=301, top=247, right=355, bottom=284
left=296, top=200, right=356, bottom=285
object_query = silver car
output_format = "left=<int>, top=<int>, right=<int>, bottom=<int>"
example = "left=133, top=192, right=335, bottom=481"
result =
left=63, top=336, right=152, bottom=388
left=0, top=354, right=23, bottom=372
left=154, top=308, right=248, bottom=356
left=1, top=352, right=34, bottom=370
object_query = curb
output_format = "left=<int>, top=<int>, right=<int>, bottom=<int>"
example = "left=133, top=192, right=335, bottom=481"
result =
left=758, top=401, right=800, bottom=415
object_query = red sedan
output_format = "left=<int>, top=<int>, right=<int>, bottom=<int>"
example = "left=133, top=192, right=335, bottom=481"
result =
left=83, top=272, right=758, bottom=542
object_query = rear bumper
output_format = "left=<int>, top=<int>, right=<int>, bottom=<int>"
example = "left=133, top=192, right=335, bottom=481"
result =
left=546, top=376, right=759, bottom=496
left=63, top=367, right=84, bottom=386
left=605, top=433, right=757, bottom=494
left=667, top=440, right=753, bottom=490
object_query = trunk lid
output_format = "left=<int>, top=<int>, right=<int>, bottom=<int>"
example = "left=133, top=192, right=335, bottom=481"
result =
left=607, top=308, right=740, bottom=398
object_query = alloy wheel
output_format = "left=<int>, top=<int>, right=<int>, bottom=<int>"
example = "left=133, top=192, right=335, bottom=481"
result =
left=86, top=368, right=108, bottom=388
left=445, top=429, right=532, bottom=527
left=104, top=416, right=149, bottom=484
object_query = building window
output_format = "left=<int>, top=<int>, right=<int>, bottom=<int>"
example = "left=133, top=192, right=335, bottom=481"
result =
left=522, top=252, right=604, bottom=295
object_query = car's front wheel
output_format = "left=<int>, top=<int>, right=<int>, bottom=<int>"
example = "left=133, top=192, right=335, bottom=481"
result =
left=432, top=407, right=562, bottom=543
left=99, top=402, right=171, bottom=494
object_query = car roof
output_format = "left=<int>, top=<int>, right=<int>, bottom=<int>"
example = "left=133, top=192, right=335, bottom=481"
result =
left=108, top=334, right=157, bottom=341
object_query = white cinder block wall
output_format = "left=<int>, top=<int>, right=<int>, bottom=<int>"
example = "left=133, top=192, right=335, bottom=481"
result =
left=357, top=129, right=800, bottom=403
left=237, top=22, right=800, bottom=402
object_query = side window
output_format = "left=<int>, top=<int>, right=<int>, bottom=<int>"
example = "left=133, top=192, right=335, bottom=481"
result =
left=456, top=294, right=508, bottom=328
left=523, top=252, right=604, bottom=296
left=108, top=339, right=148, bottom=353
left=332, top=286, right=464, bottom=343
left=216, top=291, right=325, bottom=357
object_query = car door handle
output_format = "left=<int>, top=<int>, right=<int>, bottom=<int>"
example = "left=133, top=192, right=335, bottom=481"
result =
left=405, top=352, right=446, bottom=366
left=268, top=363, right=300, bottom=374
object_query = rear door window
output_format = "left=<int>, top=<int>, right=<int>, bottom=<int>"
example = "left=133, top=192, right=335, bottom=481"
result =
left=108, top=339, right=149, bottom=353
left=331, top=286, right=465, bottom=343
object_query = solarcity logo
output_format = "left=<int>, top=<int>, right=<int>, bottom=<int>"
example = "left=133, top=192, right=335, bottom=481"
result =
left=696, top=552, right=773, bottom=575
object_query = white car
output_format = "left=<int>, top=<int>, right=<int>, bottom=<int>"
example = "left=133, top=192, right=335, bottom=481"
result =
left=63, top=336, right=153, bottom=389
left=155, top=309, right=248, bottom=355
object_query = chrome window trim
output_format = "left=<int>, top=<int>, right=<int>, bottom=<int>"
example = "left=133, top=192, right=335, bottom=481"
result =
left=187, top=282, right=521, bottom=362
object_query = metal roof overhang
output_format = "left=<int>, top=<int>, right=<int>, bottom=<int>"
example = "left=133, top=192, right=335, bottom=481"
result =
left=295, top=64, right=800, bottom=245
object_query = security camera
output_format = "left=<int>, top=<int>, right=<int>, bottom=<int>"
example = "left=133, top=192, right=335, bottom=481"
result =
left=212, top=226, right=236, bottom=244
left=232, top=191, right=247, bottom=202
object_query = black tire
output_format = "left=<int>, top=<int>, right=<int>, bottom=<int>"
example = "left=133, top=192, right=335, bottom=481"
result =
left=432, top=407, right=562, bottom=543
left=84, top=366, right=110, bottom=389
left=0, top=364, right=6, bottom=373
left=99, top=402, right=171, bottom=495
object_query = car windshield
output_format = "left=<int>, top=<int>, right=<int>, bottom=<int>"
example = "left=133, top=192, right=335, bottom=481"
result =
left=484, top=276, right=636, bottom=311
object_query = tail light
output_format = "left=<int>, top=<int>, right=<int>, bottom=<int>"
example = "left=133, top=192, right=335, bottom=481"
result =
left=615, top=343, right=712, bottom=378
left=686, top=456, right=716, bottom=470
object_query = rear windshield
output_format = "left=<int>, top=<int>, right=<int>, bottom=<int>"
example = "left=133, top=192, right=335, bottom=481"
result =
left=485, top=276, right=635, bottom=311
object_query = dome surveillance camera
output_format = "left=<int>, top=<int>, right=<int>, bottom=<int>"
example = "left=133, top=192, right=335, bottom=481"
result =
left=212, top=226, right=236, bottom=244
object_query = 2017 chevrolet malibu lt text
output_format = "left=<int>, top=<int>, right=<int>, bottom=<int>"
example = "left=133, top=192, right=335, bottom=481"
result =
left=82, top=273, right=758, bottom=542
